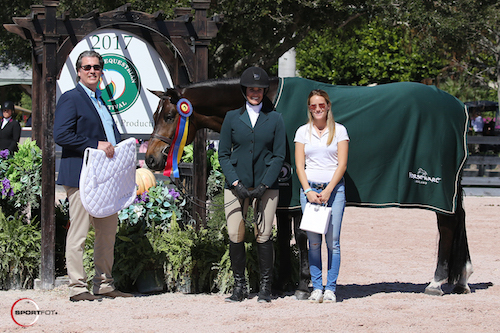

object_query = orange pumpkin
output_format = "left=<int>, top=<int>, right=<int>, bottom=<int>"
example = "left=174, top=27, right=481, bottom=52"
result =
left=136, top=168, right=156, bottom=195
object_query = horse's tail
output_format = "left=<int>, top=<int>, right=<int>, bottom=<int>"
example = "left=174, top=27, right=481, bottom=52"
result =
left=448, top=188, right=471, bottom=284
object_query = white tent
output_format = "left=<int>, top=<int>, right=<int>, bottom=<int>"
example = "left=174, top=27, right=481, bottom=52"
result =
left=0, top=65, right=32, bottom=86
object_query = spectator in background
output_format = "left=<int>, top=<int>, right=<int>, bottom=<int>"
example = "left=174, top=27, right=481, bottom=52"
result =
left=470, top=110, right=484, bottom=135
left=0, top=101, right=21, bottom=155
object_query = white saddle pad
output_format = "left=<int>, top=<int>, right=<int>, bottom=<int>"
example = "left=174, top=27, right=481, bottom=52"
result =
left=79, top=137, right=137, bottom=218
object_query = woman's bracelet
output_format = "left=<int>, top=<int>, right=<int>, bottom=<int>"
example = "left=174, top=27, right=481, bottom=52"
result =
left=303, top=188, right=313, bottom=194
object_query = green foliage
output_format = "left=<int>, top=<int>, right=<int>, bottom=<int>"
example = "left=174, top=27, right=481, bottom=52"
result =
left=55, top=199, right=70, bottom=277
left=112, top=222, right=159, bottom=291
left=207, top=170, right=225, bottom=198
left=0, top=139, right=42, bottom=210
left=0, top=208, right=40, bottom=290
left=439, top=76, right=498, bottom=103
left=209, top=0, right=368, bottom=76
left=1, top=0, right=189, bottom=67
left=153, top=214, right=195, bottom=292
left=376, top=0, right=500, bottom=101
left=296, top=17, right=444, bottom=85
left=181, top=144, right=194, bottom=163
left=118, top=181, right=186, bottom=230
left=83, top=227, right=96, bottom=290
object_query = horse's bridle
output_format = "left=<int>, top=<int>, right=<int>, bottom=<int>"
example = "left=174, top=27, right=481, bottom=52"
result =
left=150, top=96, right=175, bottom=157
left=150, top=133, right=173, bottom=157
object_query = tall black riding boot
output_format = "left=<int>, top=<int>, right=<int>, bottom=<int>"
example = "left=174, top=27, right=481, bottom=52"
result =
left=225, top=241, right=248, bottom=302
left=257, top=239, right=274, bottom=303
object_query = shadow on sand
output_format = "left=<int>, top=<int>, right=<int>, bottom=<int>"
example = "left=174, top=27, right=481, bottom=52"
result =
left=336, top=281, right=494, bottom=301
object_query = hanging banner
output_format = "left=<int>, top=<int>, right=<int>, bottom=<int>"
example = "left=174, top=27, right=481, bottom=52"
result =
left=57, top=29, right=174, bottom=134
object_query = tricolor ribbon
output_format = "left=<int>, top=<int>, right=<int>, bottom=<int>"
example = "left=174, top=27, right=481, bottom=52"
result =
left=163, top=98, right=193, bottom=178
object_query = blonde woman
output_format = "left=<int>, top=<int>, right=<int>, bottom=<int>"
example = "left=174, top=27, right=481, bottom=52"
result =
left=294, top=89, right=349, bottom=303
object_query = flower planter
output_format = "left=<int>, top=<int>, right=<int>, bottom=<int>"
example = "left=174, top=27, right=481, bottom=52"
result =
left=135, top=269, right=165, bottom=294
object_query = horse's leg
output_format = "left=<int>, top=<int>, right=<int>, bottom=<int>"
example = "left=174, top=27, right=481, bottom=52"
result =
left=425, top=192, right=473, bottom=296
left=293, top=211, right=311, bottom=300
left=450, top=192, right=473, bottom=294
left=275, top=211, right=292, bottom=293
left=425, top=213, right=452, bottom=296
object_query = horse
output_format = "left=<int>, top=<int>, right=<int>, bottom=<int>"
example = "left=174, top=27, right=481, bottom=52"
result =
left=145, top=76, right=473, bottom=298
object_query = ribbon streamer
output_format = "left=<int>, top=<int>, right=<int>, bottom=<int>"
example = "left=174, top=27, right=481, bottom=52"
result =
left=163, top=98, right=192, bottom=178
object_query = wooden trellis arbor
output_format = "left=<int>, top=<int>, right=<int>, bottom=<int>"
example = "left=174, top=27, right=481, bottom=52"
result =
left=4, top=0, right=220, bottom=289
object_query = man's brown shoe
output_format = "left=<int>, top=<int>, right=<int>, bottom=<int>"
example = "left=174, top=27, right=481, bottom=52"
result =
left=70, top=292, right=103, bottom=302
left=96, top=290, right=133, bottom=299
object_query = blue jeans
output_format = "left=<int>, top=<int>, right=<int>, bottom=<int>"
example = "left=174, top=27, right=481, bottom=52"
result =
left=300, top=179, right=346, bottom=292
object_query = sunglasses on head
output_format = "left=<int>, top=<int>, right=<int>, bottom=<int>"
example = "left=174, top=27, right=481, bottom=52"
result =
left=80, top=65, right=102, bottom=71
left=308, top=103, right=326, bottom=111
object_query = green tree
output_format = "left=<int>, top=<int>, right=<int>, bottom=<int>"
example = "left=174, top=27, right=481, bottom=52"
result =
left=2, top=0, right=374, bottom=77
left=209, top=0, right=371, bottom=77
left=1, top=0, right=188, bottom=67
left=0, top=0, right=40, bottom=67
left=376, top=0, right=500, bottom=101
left=296, top=17, right=444, bottom=85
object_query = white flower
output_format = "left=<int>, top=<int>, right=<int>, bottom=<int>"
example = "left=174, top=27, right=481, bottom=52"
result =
left=133, top=205, right=143, bottom=218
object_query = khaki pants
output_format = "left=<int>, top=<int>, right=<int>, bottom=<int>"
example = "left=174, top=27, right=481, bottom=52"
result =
left=224, top=188, right=278, bottom=243
left=64, top=186, right=117, bottom=297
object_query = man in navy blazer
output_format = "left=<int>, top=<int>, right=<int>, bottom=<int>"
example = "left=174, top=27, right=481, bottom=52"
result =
left=54, top=50, right=132, bottom=302
left=0, top=101, right=21, bottom=154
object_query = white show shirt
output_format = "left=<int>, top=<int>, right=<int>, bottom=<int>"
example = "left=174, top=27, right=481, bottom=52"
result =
left=1, top=117, right=11, bottom=129
left=246, top=101, right=261, bottom=127
left=294, top=122, right=349, bottom=183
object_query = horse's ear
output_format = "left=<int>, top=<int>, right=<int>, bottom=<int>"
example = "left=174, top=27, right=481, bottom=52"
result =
left=166, top=88, right=181, bottom=104
left=148, top=89, right=166, bottom=99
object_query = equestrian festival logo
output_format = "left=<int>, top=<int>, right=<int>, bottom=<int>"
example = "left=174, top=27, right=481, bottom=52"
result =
left=99, top=54, right=141, bottom=115
left=11, top=298, right=58, bottom=327
left=408, top=168, right=442, bottom=185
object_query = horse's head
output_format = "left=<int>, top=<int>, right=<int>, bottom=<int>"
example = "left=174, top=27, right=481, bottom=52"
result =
left=145, top=88, right=197, bottom=171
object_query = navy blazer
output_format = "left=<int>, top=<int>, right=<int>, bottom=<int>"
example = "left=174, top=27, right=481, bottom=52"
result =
left=218, top=100, right=286, bottom=189
left=54, top=84, right=121, bottom=188
left=0, top=118, right=21, bottom=153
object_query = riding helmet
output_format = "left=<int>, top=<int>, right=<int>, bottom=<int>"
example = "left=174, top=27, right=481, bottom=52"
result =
left=2, top=101, right=15, bottom=112
left=240, top=67, right=269, bottom=89
left=240, top=67, right=270, bottom=100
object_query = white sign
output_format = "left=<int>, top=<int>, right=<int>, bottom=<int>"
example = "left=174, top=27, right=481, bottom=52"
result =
left=57, top=29, right=173, bottom=134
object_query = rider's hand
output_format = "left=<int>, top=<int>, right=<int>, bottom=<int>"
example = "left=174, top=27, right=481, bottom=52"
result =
left=233, top=182, right=250, bottom=200
left=249, top=183, right=268, bottom=200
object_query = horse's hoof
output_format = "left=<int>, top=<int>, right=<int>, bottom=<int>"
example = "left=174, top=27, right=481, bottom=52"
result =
left=452, top=284, right=471, bottom=294
left=294, top=290, right=310, bottom=300
left=424, top=286, right=444, bottom=296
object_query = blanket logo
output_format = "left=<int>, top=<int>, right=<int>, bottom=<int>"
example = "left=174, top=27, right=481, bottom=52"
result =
left=99, top=54, right=141, bottom=115
left=409, top=168, right=442, bottom=185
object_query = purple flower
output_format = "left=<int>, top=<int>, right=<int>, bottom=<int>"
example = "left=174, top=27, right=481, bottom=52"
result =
left=168, top=188, right=180, bottom=200
left=134, top=191, right=150, bottom=204
left=207, top=142, right=215, bottom=150
left=1, top=178, right=14, bottom=197
left=140, top=191, right=150, bottom=203
left=0, top=149, right=9, bottom=159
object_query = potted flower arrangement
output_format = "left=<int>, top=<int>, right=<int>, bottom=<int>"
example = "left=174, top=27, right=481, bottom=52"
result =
left=0, top=140, right=42, bottom=289
left=113, top=178, right=188, bottom=293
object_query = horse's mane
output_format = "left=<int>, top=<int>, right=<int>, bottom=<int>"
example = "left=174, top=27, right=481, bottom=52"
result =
left=179, top=77, right=240, bottom=89
left=179, top=76, right=279, bottom=90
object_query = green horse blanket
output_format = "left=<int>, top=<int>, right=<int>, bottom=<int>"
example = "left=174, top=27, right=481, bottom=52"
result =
left=274, top=77, right=468, bottom=214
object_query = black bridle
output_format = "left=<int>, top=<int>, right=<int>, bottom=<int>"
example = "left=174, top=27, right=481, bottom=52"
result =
left=149, top=96, right=175, bottom=157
